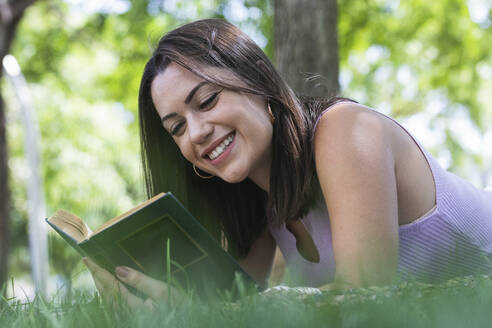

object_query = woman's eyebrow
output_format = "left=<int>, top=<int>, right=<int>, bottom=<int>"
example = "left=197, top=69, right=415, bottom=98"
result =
left=161, top=112, right=177, bottom=124
left=184, top=81, right=209, bottom=104
left=161, top=81, right=210, bottom=124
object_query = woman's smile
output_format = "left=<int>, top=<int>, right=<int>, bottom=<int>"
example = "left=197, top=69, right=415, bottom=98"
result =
left=203, top=131, right=236, bottom=164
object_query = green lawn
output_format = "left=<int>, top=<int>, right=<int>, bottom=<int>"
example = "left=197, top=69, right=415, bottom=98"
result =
left=2, top=274, right=491, bottom=327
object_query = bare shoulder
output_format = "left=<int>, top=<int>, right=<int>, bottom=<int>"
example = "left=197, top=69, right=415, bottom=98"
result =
left=313, top=102, right=395, bottom=160
left=313, top=101, right=397, bottom=199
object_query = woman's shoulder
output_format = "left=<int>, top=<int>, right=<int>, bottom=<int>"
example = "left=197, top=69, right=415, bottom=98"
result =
left=313, top=102, right=395, bottom=150
left=313, top=102, right=427, bottom=168
left=316, top=101, right=384, bottom=126
left=312, top=101, right=401, bottom=192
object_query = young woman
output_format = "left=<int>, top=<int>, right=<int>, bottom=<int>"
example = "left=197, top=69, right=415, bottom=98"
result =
left=84, top=19, right=492, bottom=308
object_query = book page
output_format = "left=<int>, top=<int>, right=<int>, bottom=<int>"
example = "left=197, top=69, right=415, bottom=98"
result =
left=48, top=210, right=91, bottom=243
left=92, top=192, right=166, bottom=235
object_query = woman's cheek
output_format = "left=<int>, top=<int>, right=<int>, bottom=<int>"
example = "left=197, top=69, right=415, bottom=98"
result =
left=175, top=141, right=193, bottom=162
left=181, top=149, right=195, bottom=163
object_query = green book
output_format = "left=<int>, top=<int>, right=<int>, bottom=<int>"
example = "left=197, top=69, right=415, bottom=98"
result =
left=46, top=192, right=258, bottom=299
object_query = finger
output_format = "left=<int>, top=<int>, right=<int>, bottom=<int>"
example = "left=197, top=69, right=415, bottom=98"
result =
left=120, top=287, right=148, bottom=310
left=83, top=258, right=147, bottom=309
left=103, top=280, right=147, bottom=312
left=144, top=297, right=155, bottom=310
left=104, top=279, right=148, bottom=311
left=83, top=258, right=119, bottom=292
left=115, top=266, right=177, bottom=301
left=83, top=258, right=122, bottom=305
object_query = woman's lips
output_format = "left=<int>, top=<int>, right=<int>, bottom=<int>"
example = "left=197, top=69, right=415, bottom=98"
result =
left=201, top=131, right=234, bottom=158
left=207, top=132, right=236, bottom=165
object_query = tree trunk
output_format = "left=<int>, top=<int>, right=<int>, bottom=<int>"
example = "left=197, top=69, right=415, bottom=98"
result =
left=0, top=0, right=37, bottom=291
left=270, top=0, right=340, bottom=284
left=274, top=0, right=340, bottom=97
left=0, top=79, right=9, bottom=291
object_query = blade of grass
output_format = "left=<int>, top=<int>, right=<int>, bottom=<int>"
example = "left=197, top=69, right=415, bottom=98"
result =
left=166, top=238, right=172, bottom=306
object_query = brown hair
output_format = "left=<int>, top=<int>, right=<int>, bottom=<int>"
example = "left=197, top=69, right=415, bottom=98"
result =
left=138, top=19, right=353, bottom=258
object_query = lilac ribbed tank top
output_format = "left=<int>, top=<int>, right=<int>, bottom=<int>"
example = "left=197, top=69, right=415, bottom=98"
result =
left=269, top=103, right=492, bottom=286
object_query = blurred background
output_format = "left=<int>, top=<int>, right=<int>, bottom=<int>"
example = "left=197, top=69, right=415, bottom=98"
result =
left=0, top=0, right=491, bottom=300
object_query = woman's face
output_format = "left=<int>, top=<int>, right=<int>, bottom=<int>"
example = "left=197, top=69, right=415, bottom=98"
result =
left=151, top=63, right=273, bottom=189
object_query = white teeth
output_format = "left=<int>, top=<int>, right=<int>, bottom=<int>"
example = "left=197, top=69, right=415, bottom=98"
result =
left=208, top=133, right=234, bottom=160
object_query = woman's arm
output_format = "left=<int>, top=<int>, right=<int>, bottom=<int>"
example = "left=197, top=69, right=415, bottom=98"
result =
left=238, top=228, right=277, bottom=287
left=313, top=103, right=399, bottom=287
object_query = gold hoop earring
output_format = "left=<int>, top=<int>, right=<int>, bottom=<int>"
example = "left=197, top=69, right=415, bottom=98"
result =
left=267, top=103, right=275, bottom=124
left=193, top=164, right=214, bottom=179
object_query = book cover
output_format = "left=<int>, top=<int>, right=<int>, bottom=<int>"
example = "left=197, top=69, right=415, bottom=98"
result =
left=46, top=192, right=258, bottom=299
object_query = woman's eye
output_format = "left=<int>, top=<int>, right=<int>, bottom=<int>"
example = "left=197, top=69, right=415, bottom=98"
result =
left=199, top=91, right=220, bottom=110
left=170, top=122, right=184, bottom=136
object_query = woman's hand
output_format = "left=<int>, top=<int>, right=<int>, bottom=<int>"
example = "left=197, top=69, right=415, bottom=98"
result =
left=83, top=257, right=182, bottom=310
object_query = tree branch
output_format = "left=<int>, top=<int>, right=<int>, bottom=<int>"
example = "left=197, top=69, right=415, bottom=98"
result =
left=8, top=0, right=38, bottom=20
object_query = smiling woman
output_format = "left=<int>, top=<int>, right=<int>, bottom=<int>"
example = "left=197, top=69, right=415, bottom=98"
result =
left=136, top=19, right=341, bottom=263
left=151, top=63, right=273, bottom=187
left=83, top=18, right=492, bottom=309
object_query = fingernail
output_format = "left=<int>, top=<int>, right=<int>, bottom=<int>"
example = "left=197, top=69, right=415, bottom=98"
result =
left=115, top=266, right=129, bottom=278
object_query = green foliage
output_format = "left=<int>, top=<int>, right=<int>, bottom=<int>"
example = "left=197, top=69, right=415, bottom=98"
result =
left=8, top=0, right=161, bottom=282
left=338, top=0, right=492, bottom=178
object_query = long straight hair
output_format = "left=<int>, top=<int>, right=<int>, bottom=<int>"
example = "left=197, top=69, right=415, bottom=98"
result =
left=138, top=19, right=353, bottom=258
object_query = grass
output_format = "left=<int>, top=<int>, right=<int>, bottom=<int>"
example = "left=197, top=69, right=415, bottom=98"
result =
left=2, top=274, right=492, bottom=327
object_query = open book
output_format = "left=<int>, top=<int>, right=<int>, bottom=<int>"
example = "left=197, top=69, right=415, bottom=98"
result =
left=46, top=192, right=257, bottom=299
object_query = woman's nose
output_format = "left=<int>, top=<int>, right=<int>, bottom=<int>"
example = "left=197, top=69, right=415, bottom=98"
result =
left=187, top=116, right=213, bottom=144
